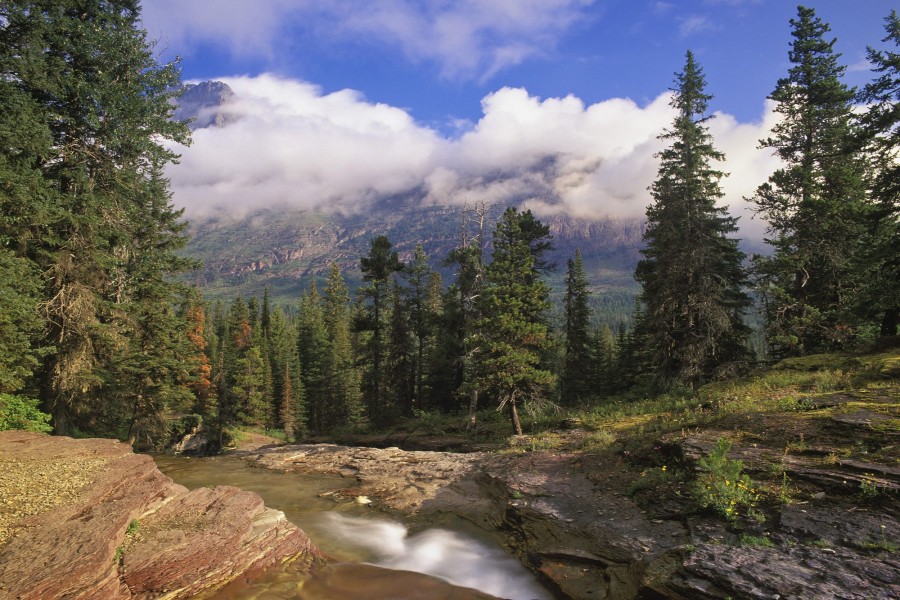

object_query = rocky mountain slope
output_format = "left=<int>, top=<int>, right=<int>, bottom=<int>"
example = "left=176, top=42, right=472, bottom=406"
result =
left=181, top=203, right=645, bottom=306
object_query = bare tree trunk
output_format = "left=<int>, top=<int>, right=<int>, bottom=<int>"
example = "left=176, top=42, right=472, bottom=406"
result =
left=509, top=394, right=523, bottom=436
left=466, top=389, right=478, bottom=432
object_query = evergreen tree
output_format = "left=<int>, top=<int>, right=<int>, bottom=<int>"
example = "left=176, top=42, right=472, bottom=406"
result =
left=474, top=208, right=555, bottom=435
left=323, top=263, right=362, bottom=427
left=0, top=1, right=191, bottom=434
left=279, top=365, right=297, bottom=441
left=0, top=251, right=45, bottom=394
left=857, top=10, right=900, bottom=336
left=358, top=236, right=404, bottom=424
left=402, top=244, right=439, bottom=411
left=562, top=250, right=593, bottom=404
left=751, top=6, right=867, bottom=355
left=268, top=305, right=304, bottom=436
left=184, top=295, right=214, bottom=418
left=635, top=50, right=750, bottom=389
left=589, top=324, right=616, bottom=398
left=444, top=202, right=488, bottom=425
left=298, top=284, right=329, bottom=433
left=387, top=283, right=415, bottom=417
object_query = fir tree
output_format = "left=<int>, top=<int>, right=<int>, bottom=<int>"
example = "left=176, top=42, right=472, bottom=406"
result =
left=402, top=244, right=439, bottom=411
left=358, top=236, right=404, bottom=424
left=857, top=10, right=900, bottom=336
left=751, top=6, right=867, bottom=355
left=562, top=250, right=592, bottom=404
left=323, top=263, right=362, bottom=427
left=474, top=208, right=555, bottom=435
left=184, top=295, right=215, bottom=418
left=298, top=284, right=329, bottom=433
left=387, top=283, right=415, bottom=417
left=0, top=1, right=192, bottom=434
left=635, top=50, right=750, bottom=389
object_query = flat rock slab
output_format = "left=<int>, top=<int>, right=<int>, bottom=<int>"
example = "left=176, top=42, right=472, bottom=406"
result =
left=0, top=431, right=323, bottom=599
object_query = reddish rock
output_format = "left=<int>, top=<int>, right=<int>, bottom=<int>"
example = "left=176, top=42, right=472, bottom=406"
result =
left=0, top=431, right=322, bottom=599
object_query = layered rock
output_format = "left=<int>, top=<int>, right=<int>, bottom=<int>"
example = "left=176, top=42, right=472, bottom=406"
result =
left=235, top=435, right=899, bottom=600
left=0, top=431, right=323, bottom=599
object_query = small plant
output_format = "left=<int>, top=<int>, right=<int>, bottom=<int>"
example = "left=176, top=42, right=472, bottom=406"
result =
left=859, top=475, right=882, bottom=498
left=784, top=433, right=807, bottom=454
left=579, top=429, right=616, bottom=451
left=114, top=545, right=125, bottom=563
left=740, top=534, right=775, bottom=548
left=863, top=525, right=897, bottom=553
left=692, top=437, right=758, bottom=521
left=778, top=471, right=795, bottom=505
left=627, top=465, right=673, bottom=496
left=126, top=519, right=140, bottom=536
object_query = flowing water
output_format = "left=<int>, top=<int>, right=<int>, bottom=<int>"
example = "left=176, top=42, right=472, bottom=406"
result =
left=152, top=455, right=551, bottom=600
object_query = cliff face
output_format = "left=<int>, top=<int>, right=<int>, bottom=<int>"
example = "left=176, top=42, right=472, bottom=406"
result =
left=0, top=431, right=323, bottom=599
left=181, top=204, right=646, bottom=302
left=173, top=81, right=237, bottom=130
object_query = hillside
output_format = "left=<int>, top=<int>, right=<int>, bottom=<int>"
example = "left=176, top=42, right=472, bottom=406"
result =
left=180, top=203, right=646, bottom=312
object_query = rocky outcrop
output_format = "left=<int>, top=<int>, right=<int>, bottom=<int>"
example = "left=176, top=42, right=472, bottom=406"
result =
left=233, top=444, right=686, bottom=599
left=234, top=433, right=899, bottom=600
left=0, top=431, right=323, bottom=599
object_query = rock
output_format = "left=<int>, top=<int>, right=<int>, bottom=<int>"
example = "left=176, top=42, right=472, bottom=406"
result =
left=0, top=431, right=323, bottom=599
left=234, top=443, right=688, bottom=599
left=665, top=544, right=900, bottom=600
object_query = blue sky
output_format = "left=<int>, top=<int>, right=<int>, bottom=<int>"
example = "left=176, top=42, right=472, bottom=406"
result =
left=139, top=1, right=896, bottom=235
left=143, top=1, right=894, bottom=127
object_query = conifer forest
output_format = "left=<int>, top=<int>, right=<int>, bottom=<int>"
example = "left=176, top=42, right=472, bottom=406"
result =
left=1, top=2, right=898, bottom=445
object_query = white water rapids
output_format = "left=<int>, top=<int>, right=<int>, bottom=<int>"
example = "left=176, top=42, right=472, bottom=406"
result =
left=324, top=513, right=551, bottom=600
left=152, top=455, right=552, bottom=599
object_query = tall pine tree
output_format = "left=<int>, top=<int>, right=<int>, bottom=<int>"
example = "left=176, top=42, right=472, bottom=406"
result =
left=562, top=250, right=592, bottom=404
left=751, top=6, right=867, bottom=356
left=0, top=1, right=192, bottom=434
left=857, top=10, right=900, bottom=337
left=358, top=236, right=403, bottom=424
left=635, top=50, right=750, bottom=389
left=474, top=208, right=555, bottom=435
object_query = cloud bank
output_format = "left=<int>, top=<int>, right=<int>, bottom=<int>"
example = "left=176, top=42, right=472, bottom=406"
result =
left=168, top=74, right=780, bottom=239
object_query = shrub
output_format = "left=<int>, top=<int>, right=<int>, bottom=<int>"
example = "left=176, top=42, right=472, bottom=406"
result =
left=692, top=437, right=758, bottom=520
left=0, top=394, right=52, bottom=433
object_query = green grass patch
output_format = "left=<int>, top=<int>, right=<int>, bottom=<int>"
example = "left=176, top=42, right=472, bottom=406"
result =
left=740, top=534, right=775, bottom=547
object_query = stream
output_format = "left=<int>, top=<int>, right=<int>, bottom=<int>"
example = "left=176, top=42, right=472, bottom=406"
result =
left=152, top=454, right=551, bottom=600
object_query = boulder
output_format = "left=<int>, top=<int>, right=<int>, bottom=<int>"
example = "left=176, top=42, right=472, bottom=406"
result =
left=0, top=431, right=323, bottom=599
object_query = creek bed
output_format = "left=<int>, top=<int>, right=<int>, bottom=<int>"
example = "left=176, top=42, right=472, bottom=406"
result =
left=152, top=454, right=550, bottom=600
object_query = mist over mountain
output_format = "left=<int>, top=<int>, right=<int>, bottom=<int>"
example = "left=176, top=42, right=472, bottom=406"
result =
left=174, top=81, right=237, bottom=130
left=173, top=80, right=767, bottom=314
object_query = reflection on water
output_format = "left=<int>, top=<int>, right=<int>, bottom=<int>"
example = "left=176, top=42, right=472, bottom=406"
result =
left=152, top=455, right=550, bottom=600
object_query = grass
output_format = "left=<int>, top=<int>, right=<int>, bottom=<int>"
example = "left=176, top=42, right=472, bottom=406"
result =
left=740, top=534, right=775, bottom=548
left=126, top=519, right=140, bottom=536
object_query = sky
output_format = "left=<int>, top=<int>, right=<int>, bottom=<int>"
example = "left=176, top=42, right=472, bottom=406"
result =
left=139, top=0, right=897, bottom=237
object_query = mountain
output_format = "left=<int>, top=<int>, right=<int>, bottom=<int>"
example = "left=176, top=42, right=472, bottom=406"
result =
left=173, top=81, right=645, bottom=324
left=181, top=204, right=644, bottom=304
left=173, top=81, right=236, bottom=130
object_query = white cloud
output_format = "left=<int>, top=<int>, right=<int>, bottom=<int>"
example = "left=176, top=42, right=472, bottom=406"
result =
left=140, top=0, right=307, bottom=59
left=678, top=15, right=715, bottom=37
left=140, top=0, right=596, bottom=82
left=329, top=0, right=597, bottom=80
left=168, top=75, right=780, bottom=241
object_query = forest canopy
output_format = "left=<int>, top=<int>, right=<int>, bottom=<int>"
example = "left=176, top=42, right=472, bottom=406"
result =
left=0, top=3, right=897, bottom=442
